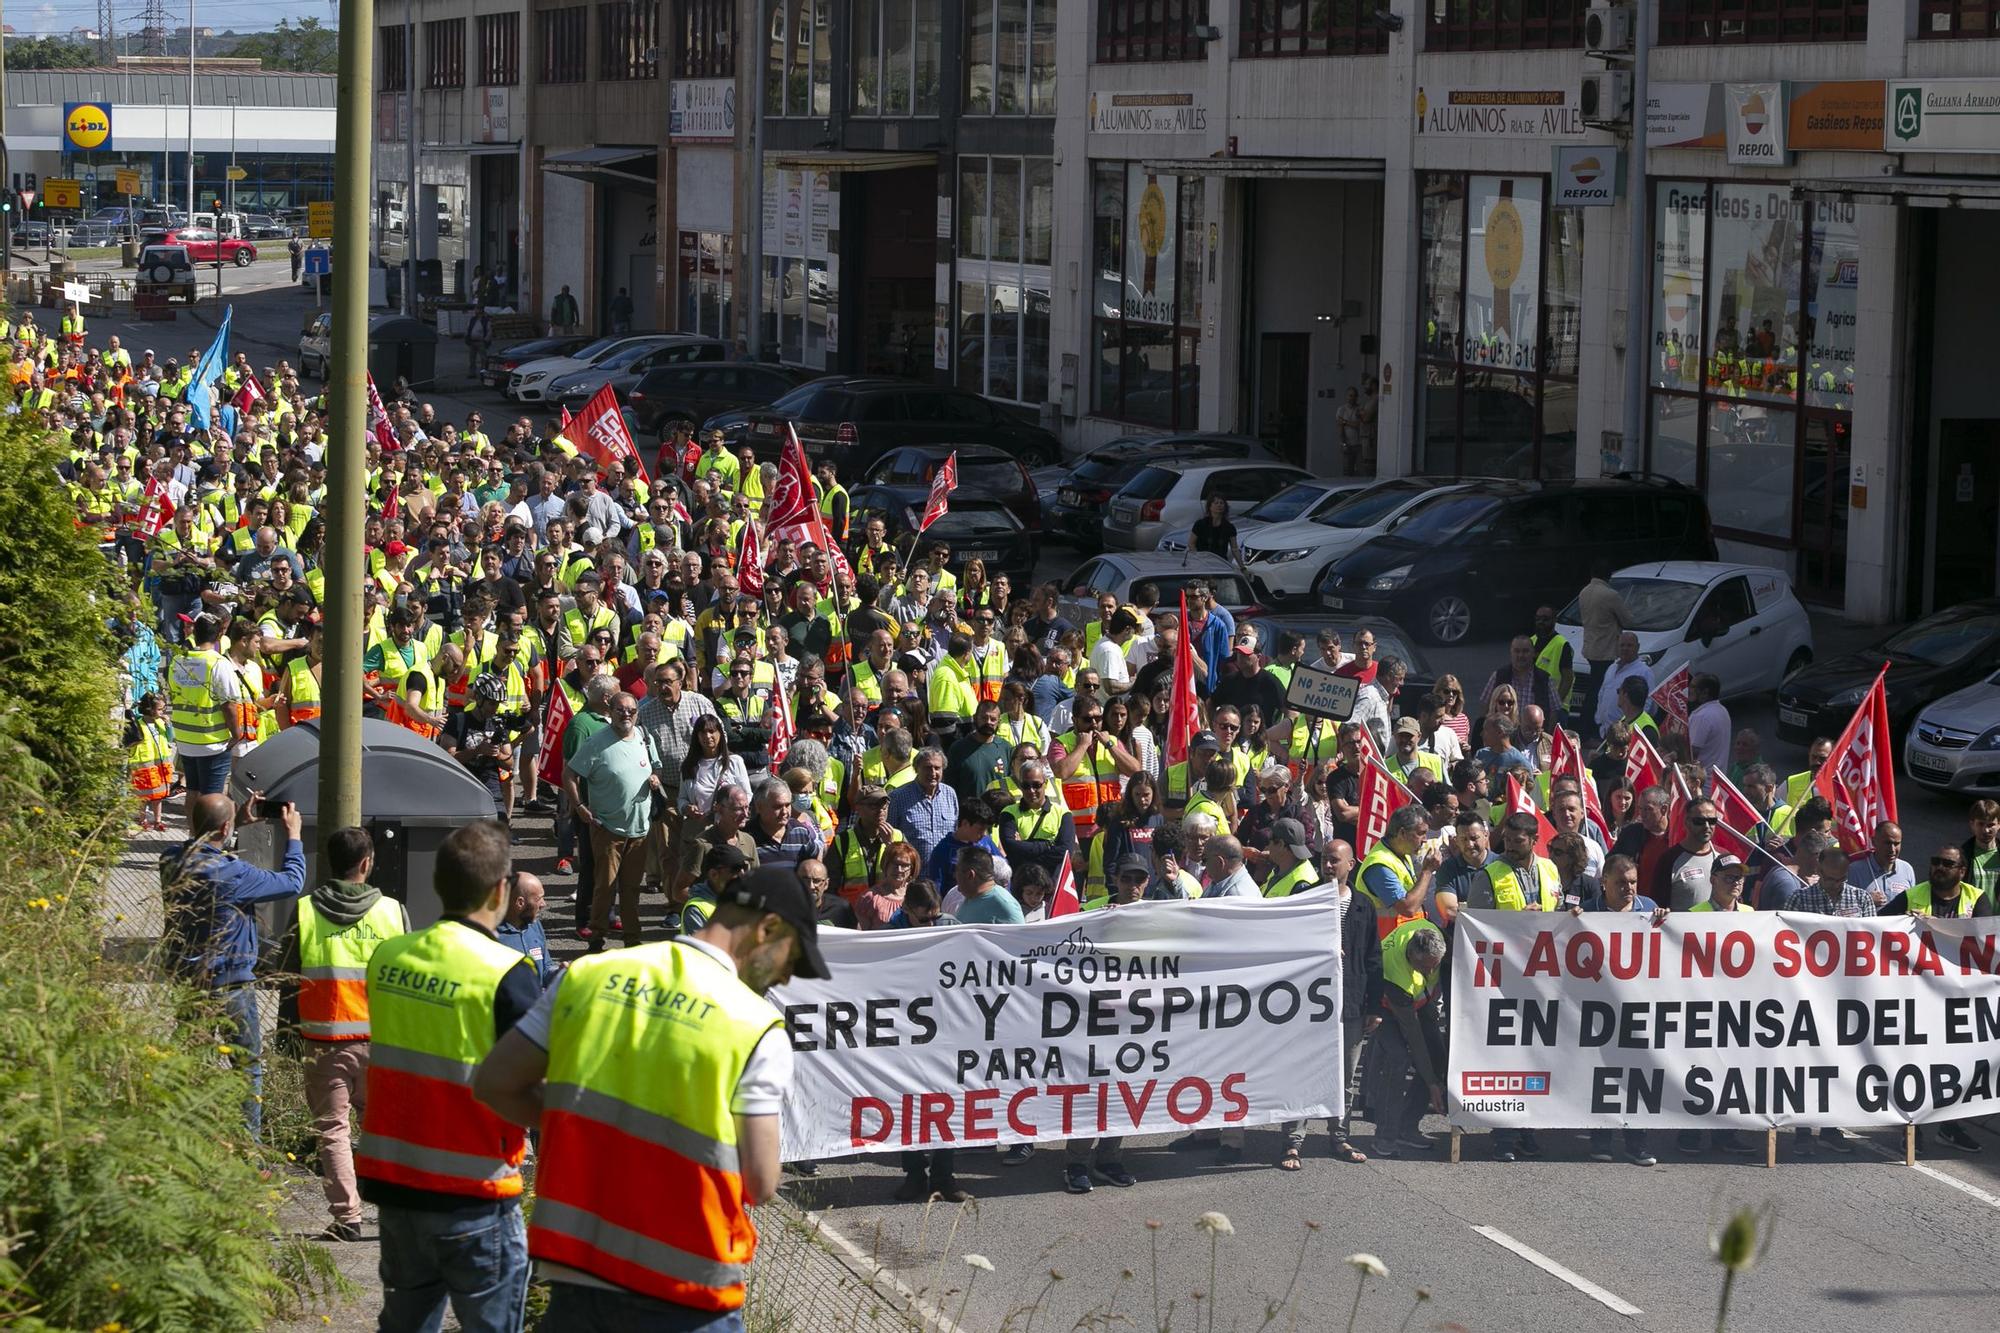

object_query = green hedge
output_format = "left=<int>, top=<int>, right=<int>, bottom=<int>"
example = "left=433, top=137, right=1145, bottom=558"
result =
left=0, top=414, right=335, bottom=1330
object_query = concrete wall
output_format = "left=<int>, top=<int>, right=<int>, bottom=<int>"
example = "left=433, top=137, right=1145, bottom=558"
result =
left=541, top=167, right=589, bottom=325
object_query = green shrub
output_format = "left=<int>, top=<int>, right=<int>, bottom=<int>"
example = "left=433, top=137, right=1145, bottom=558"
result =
left=0, top=421, right=337, bottom=1330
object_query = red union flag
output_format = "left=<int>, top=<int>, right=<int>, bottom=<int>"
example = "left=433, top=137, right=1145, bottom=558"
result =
left=1353, top=722, right=1383, bottom=768
left=1624, top=724, right=1668, bottom=795
left=1356, top=758, right=1416, bottom=856
left=766, top=424, right=819, bottom=530
left=1816, top=663, right=1897, bottom=855
left=766, top=667, right=795, bottom=777
left=1505, top=772, right=1557, bottom=855
left=1707, top=765, right=1769, bottom=862
left=1049, top=851, right=1083, bottom=917
left=233, top=372, right=265, bottom=414
left=365, top=373, right=397, bottom=451
left=919, top=451, right=958, bottom=532
left=537, top=682, right=574, bottom=786
left=1649, top=664, right=1691, bottom=733
left=571, top=384, right=651, bottom=484
left=136, top=477, right=176, bottom=538
left=735, top=518, right=766, bottom=597
left=1166, top=591, right=1199, bottom=764
left=1550, top=726, right=1609, bottom=843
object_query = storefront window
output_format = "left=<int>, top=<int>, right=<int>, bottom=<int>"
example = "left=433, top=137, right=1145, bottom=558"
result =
left=679, top=231, right=735, bottom=339
left=1416, top=171, right=1579, bottom=478
left=956, top=156, right=1054, bottom=404
left=762, top=168, right=839, bottom=369
left=1089, top=163, right=1202, bottom=428
left=1646, top=180, right=1836, bottom=545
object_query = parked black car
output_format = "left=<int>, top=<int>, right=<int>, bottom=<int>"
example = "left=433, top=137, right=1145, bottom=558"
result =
left=1774, top=598, right=2000, bottom=745
left=1320, top=478, right=1717, bottom=644
left=849, top=489, right=1038, bottom=582
left=859, top=444, right=1043, bottom=535
left=737, top=376, right=1063, bottom=473
left=630, top=362, right=813, bottom=436
left=1048, top=433, right=1277, bottom=547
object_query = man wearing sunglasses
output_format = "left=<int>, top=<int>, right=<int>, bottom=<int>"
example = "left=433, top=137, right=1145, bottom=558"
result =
left=1654, top=796, right=1723, bottom=912
left=1882, top=846, right=1991, bottom=920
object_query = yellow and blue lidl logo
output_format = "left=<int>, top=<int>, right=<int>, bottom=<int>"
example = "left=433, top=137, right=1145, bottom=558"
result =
left=64, top=102, right=114, bottom=152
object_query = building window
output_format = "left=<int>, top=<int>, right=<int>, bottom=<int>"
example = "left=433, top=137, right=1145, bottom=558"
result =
left=679, top=231, right=736, bottom=339
left=1425, top=0, right=1584, bottom=50
left=379, top=25, right=408, bottom=92
left=849, top=0, right=942, bottom=116
left=1657, top=0, right=1868, bottom=45
left=539, top=7, right=589, bottom=84
left=956, top=156, right=1053, bottom=404
left=765, top=1, right=835, bottom=116
left=1097, top=0, right=1208, bottom=62
left=759, top=169, right=839, bottom=368
left=964, top=0, right=1057, bottom=115
left=599, top=1, right=660, bottom=80
left=677, top=0, right=736, bottom=76
left=1918, top=0, right=1999, bottom=35
left=478, top=13, right=520, bottom=86
left=1416, top=172, right=1583, bottom=480
left=1643, top=180, right=1850, bottom=545
left=1241, top=0, right=1391, bottom=55
left=1091, top=162, right=1204, bottom=429
left=424, top=18, right=466, bottom=89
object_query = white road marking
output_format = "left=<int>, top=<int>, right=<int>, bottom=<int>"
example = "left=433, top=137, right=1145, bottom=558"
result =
left=1852, top=1133, right=2000, bottom=1208
left=798, top=1206, right=968, bottom=1332
left=1471, top=1224, right=1643, bottom=1318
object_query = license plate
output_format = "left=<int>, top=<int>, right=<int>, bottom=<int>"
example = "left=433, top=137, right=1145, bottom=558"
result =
left=1324, top=596, right=1345, bottom=610
left=962, top=548, right=999, bottom=563
left=1779, top=705, right=1808, bottom=728
left=1908, top=752, right=1948, bottom=777
left=754, top=421, right=775, bottom=436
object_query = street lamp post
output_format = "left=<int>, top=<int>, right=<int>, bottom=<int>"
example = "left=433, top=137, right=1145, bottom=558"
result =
left=186, top=0, right=196, bottom=219
left=227, top=95, right=237, bottom=216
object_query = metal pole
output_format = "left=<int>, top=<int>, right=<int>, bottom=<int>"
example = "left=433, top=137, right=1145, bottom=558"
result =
left=1, top=27, right=11, bottom=278
left=403, top=0, right=417, bottom=316
left=228, top=96, right=236, bottom=216
left=186, top=0, right=196, bottom=219
left=320, top=0, right=377, bottom=837
left=747, top=15, right=766, bottom=358
left=1620, top=0, right=1651, bottom=475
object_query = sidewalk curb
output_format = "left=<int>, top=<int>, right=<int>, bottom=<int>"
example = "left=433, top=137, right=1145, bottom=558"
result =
left=784, top=1200, right=959, bottom=1331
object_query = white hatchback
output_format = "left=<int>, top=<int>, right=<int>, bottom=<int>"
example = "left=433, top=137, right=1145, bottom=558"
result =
left=1555, top=561, right=1815, bottom=712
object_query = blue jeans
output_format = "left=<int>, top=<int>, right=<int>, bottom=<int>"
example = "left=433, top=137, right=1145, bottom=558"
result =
left=376, top=1202, right=528, bottom=1333
left=181, top=748, right=233, bottom=795
left=545, top=1283, right=745, bottom=1333
left=220, top=984, right=263, bottom=1138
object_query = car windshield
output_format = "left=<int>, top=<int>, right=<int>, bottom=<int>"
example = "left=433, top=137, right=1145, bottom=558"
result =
left=567, top=337, right=624, bottom=362
left=1072, top=453, right=1150, bottom=486
left=1317, top=481, right=1427, bottom=530
left=959, top=460, right=1025, bottom=492
left=1117, top=466, right=1179, bottom=502
left=1140, top=572, right=1256, bottom=606
left=1243, top=484, right=1333, bottom=524
left=765, top=383, right=846, bottom=419
left=927, top=505, right=1023, bottom=537
left=598, top=343, right=658, bottom=368
left=1556, top=577, right=1707, bottom=633
left=1882, top=609, right=2000, bottom=667
left=1385, top=493, right=1500, bottom=543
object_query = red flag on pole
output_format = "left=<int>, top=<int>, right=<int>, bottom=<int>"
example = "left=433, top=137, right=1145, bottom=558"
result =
left=1356, top=758, right=1417, bottom=857
left=559, top=404, right=574, bottom=432
left=1706, top=765, right=1771, bottom=862
left=735, top=519, right=766, bottom=597
left=1353, top=722, right=1384, bottom=768
left=1666, top=762, right=1697, bottom=846
left=766, top=667, right=795, bottom=778
left=1815, top=663, right=1898, bottom=855
left=919, top=451, right=958, bottom=532
left=1550, top=725, right=1610, bottom=844
left=765, top=424, right=820, bottom=531
left=1505, top=772, right=1558, bottom=855
left=232, top=372, right=265, bottom=414
left=1624, top=725, right=1668, bottom=795
left=136, top=477, right=176, bottom=538
left=569, top=384, right=652, bottom=484
left=1166, top=591, right=1199, bottom=765
left=365, top=373, right=397, bottom=451
left=1049, top=851, right=1083, bottom=917
left=537, top=683, right=574, bottom=786
left=1649, top=664, right=1691, bottom=733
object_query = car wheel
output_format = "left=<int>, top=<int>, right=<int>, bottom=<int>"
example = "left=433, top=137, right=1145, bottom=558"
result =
left=1425, top=593, right=1473, bottom=645
left=1781, top=648, right=1812, bottom=685
left=234, top=249, right=254, bottom=267
left=1019, top=442, right=1054, bottom=468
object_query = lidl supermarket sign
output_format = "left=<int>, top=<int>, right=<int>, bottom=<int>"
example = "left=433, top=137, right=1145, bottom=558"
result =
left=63, top=101, right=114, bottom=153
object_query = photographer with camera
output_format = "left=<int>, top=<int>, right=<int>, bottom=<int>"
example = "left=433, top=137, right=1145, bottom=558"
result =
left=444, top=673, right=528, bottom=815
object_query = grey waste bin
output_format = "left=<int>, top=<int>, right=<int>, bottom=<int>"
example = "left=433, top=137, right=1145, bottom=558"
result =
left=366, top=313, right=439, bottom=389
left=229, top=718, right=497, bottom=954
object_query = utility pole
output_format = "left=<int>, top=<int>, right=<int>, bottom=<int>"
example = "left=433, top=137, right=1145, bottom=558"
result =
left=186, top=0, right=197, bottom=219
left=1620, top=0, right=1651, bottom=474
left=2, top=22, right=11, bottom=277
left=227, top=95, right=237, bottom=216
left=320, top=0, right=376, bottom=836
left=403, top=0, right=417, bottom=316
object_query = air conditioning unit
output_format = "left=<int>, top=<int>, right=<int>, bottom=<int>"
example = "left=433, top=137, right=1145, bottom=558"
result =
left=1581, top=70, right=1633, bottom=126
left=1585, top=3, right=1633, bottom=55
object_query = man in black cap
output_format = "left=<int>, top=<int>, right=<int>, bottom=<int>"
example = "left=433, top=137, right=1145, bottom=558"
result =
left=474, top=866, right=828, bottom=1324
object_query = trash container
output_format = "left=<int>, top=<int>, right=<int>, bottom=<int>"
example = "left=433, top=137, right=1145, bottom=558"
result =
left=229, top=718, right=497, bottom=949
left=366, top=312, right=440, bottom=389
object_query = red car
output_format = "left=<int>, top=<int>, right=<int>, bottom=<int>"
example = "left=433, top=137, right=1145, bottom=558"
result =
left=160, top=227, right=258, bottom=267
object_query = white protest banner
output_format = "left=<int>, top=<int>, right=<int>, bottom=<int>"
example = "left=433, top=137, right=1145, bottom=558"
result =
left=1449, top=911, right=2000, bottom=1131
left=772, top=898, right=1344, bottom=1161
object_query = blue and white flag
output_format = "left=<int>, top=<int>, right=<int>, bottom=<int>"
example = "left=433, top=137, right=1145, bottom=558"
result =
left=185, top=305, right=233, bottom=430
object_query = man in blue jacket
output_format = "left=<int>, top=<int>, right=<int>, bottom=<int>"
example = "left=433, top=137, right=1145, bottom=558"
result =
left=161, top=792, right=306, bottom=1137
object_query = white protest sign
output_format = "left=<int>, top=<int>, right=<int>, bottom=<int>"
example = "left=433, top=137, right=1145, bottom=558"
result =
left=1449, top=911, right=2000, bottom=1130
left=63, top=281, right=91, bottom=304
left=772, top=897, right=1344, bottom=1160
left=1285, top=663, right=1359, bottom=721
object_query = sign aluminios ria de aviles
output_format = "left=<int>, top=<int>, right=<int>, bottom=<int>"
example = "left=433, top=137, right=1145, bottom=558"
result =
left=1551, top=145, right=1621, bottom=206
left=63, top=102, right=114, bottom=153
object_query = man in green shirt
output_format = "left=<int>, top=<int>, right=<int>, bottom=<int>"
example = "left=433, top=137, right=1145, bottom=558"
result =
left=564, top=689, right=663, bottom=952
left=559, top=676, right=618, bottom=935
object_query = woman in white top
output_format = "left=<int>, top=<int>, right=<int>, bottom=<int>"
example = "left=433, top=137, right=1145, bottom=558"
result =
left=678, top=714, right=749, bottom=817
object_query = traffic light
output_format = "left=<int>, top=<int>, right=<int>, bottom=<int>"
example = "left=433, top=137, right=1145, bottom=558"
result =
left=24, top=172, right=36, bottom=193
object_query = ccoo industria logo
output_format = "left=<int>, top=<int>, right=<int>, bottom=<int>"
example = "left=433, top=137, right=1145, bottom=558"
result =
left=64, top=102, right=113, bottom=152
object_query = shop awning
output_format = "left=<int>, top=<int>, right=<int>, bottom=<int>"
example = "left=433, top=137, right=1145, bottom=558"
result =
left=1791, top=175, right=2000, bottom=208
left=542, top=146, right=658, bottom=190
left=767, top=149, right=938, bottom=173
left=1139, top=156, right=1385, bottom=180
